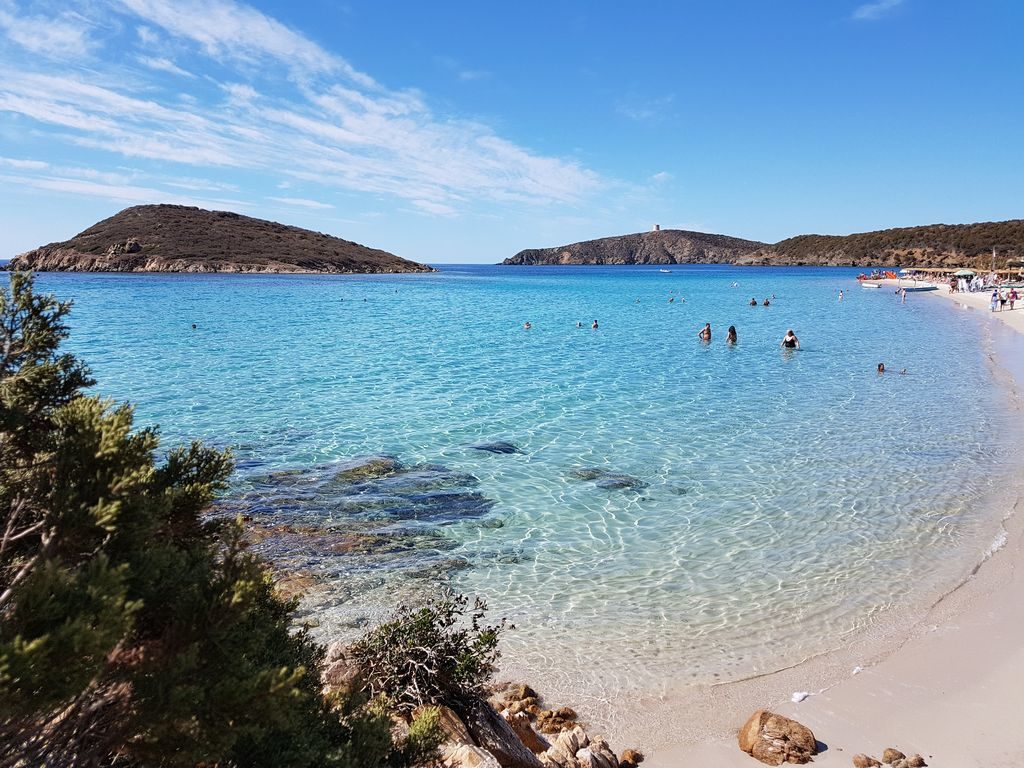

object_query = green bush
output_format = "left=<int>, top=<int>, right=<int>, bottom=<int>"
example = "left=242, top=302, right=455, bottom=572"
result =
left=0, top=273, right=433, bottom=767
left=350, top=592, right=510, bottom=715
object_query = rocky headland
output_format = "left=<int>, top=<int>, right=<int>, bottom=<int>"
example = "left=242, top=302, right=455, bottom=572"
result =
left=503, top=229, right=766, bottom=266
left=8, top=204, right=434, bottom=274
left=504, top=219, right=1024, bottom=269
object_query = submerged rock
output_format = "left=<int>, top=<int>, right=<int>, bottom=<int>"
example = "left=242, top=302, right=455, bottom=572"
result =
left=331, top=455, right=403, bottom=483
left=569, top=468, right=647, bottom=491
left=472, top=441, right=524, bottom=455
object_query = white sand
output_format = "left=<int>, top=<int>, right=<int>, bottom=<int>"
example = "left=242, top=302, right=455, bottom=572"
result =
left=636, top=282, right=1024, bottom=767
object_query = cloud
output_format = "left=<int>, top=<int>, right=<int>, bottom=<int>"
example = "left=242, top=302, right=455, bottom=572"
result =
left=458, top=70, right=489, bottom=82
left=0, top=0, right=603, bottom=219
left=117, top=0, right=375, bottom=85
left=268, top=196, right=333, bottom=210
left=651, top=171, right=672, bottom=183
left=616, top=94, right=675, bottom=122
left=852, top=0, right=905, bottom=21
left=0, top=171, right=245, bottom=210
left=0, top=156, right=49, bottom=170
left=0, top=5, right=96, bottom=57
left=136, top=55, right=195, bottom=78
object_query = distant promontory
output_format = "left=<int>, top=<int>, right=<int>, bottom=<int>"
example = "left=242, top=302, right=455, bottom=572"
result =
left=8, top=205, right=434, bottom=274
left=504, top=219, right=1024, bottom=269
left=504, top=228, right=766, bottom=266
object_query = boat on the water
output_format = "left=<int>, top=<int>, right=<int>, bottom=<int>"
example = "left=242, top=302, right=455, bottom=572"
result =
left=659, top=269, right=672, bottom=273
left=861, top=281, right=882, bottom=289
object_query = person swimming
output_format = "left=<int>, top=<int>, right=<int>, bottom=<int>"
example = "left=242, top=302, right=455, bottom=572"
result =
left=749, top=298, right=758, bottom=306
left=726, top=325, right=737, bottom=344
left=698, top=323, right=711, bottom=342
left=763, top=298, right=771, bottom=306
left=592, top=320, right=599, bottom=330
left=877, top=362, right=885, bottom=373
left=781, top=329, right=799, bottom=349
left=523, top=322, right=532, bottom=330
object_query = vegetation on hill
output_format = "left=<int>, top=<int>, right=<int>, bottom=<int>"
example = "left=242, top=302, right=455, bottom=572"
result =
left=740, top=219, right=1024, bottom=268
left=0, top=273, right=441, bottom=766
left=7, top=205, right=434, bottom=274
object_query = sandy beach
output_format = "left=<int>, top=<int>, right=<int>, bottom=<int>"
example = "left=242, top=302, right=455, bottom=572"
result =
left=642, top=282, right=1024, bottom=767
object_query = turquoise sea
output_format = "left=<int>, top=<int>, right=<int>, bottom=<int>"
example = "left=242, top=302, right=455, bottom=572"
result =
left=38, top=265, right=1021, bottom=702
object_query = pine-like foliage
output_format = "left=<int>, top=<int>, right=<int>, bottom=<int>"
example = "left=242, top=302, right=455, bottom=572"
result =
left=0, top=273, right=430, bottom=767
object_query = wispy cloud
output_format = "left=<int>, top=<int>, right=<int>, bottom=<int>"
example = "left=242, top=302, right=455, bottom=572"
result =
left=616, top=94, right=675, bottom=122
left=0, top=171, right=245, bottom=210
left=0, top=4, right=96, bottom=57
left=0, top=0, right=601, bottom=217
left=117, top=0, right=374, bottom=84
left=268, top=196, right=333, bottom=210
left=136, top=55, right=195, bottom=78
left=651, top=171, right=672, bottom=183
left=852, top=0, right=905, bottom=21
left=458, top=70, right=490, bottom=82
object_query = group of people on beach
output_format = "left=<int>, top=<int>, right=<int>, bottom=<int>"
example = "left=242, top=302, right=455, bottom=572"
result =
left=949, top=271, right=1009, bottom=295
left=990, top=287, right=1018, bottom=312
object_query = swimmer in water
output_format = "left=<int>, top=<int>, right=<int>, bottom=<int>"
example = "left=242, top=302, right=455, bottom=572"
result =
left=697, top=323, right=712, bottom=342
left=877, top=362, right=885, bottom=374
left=749, top=298, right=758, bottom=306
left=763, top=298, right=771, bottom=306
left=191, top=323, right=197, bottom=330
left=726, top=325, right=737, bottom=344
left=577, top=321, right=582, bottom=328
left=523, top=322, right=532, bottom=330
left=780, top=329, right=800, bottom=349
left=592, top=320, right=599, bottom=330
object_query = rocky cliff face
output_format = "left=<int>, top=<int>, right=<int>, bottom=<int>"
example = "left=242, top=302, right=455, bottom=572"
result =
left=503, top=229, right=766, bottom=266
left=8, top=204, right=434, bottom=274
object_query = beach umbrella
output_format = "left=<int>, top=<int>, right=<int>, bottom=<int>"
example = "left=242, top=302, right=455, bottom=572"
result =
left=954, top=269, right=975, bottom=276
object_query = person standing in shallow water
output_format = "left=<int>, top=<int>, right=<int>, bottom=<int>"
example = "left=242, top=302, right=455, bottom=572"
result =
left=726, top=326, right=737, bottom=344
left=781, top=329, right=800, bottom=349
left=592, top=320, right=599, bottom=330
left=697, top=323, right=711, bottom=342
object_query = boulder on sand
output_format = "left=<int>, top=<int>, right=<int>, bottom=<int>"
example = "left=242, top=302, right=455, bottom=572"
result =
left=737, top=710, right=817, bottom=766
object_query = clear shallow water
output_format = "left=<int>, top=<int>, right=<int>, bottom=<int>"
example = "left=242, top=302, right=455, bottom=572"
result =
left=37, top=265, right=1018, bottom=696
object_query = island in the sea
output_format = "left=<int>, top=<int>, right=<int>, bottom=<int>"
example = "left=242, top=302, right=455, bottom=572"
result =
left=504, top=219, right=1024, bottom=269
left=7, top=204, right=434, bottom=274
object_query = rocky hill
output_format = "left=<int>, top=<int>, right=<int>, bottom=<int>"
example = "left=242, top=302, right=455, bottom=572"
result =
left=737, top=220, right=1024, bottom=269
left=8, top=205, right=434, bottom=274
left=504, top=220, right=1024, bottom=269
left=503, top=229, right=767, bottom=266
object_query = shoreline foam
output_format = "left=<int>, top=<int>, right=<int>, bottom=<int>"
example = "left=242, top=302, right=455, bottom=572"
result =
left=636, top=280, right=1024, bottom=766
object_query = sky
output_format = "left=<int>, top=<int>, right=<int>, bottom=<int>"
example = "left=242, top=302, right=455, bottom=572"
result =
left=0, top=0, right=1022, bottom=264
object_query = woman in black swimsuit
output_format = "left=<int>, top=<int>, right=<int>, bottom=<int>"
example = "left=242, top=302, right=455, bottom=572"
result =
left=781, top=330, right=799, bottom=349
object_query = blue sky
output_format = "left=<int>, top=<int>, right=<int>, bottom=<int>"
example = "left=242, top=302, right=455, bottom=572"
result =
left=0, top=0, right=1021, bottom=263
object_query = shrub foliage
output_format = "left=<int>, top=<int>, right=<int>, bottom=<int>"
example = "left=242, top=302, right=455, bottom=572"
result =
left=350, top=592, right=509, bottom=715
left=0, top=273, right=431, bottom=767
